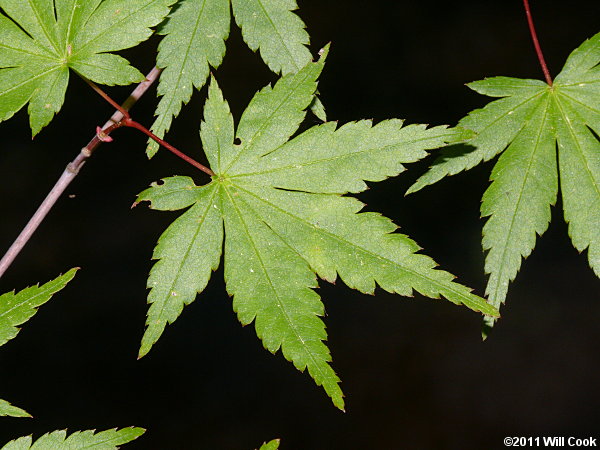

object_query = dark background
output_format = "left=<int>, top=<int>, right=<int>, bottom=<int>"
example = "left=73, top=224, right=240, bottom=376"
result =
left=1, top=1, right=599, bottom=449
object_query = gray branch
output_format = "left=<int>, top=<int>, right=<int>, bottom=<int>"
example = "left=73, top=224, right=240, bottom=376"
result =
left=0, top=67, right=162, bottom=279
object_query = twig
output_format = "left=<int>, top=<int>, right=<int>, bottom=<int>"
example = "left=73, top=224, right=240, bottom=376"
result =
left=523, top=0, right=552, bottom=85
left=0, top=67, right=162, bottom=279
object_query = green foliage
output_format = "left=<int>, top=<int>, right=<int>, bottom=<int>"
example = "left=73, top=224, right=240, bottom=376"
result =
left=408, top=32, right=600, bottom=334
left=148, top=0, right=323, bottom=156
left=232, top=0, right=310, bottom=74
left=258, top=439, right=280, bottom=450
left=0, top=269, right=77, bottom=418
left=0, top=0, right=174, bottom=136
left=1, top=427, right=145, bottom=449
left=0, top=269, right=77, bottom=347
left=136, top=50, right=498, bottom=410
left=0, top=400, right=30, bottom=419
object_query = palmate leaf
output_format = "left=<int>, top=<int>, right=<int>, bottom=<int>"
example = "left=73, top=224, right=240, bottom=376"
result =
left=408, top=32, right=600, bottom=334
left=0, top=0, right=174, bottom=136
left=1, top=427, right=145, bottom=449
left=147, top=0, right=323, bottom=156
left=136, top=49, right=498, bottom=410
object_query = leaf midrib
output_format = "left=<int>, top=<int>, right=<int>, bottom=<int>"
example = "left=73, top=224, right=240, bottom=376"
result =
left=254, top=0, right=299, bottom=72
left=0, top=282, right=58, bottom=321
left=74, top=1, right=156, bottom=56
left=485, top=95, right=553, bottom=302
left=151, top=186, right=218, bottom=325
left=223, top=67, right=313, bottom=173
left=0, top=65, right=61, bottom=97
left=222, top=184, right=331, bottom=373
left=24, top=0, right=60, bottom=55
left=553, top=93, right=600, bottom=213
left=229, top=130, right=449, bottom=180
left=155, top=0, right=209, bottom=132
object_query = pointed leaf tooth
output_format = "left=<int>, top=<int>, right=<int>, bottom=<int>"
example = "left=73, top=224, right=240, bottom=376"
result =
left=0, top=399, right=31, bottom=418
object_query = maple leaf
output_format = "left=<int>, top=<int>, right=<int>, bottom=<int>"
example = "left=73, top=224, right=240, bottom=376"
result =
left=136, top=48, right=498, bottom=410
left=0, top=0, right=174, bottom=136
left=1, top=427, right=145, bottom=449
left=408, top=32, right=600, bottom=335
left=0, top=269, right=77, bottom=418
left=147, top=0, right=324, bottom=156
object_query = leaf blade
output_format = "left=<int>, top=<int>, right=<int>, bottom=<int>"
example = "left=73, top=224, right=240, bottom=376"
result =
left=0, top=399, right=30, bottom=418
left=139, top=183, right=223, bottom=358
left=233, top=120, right=471, bottom=194
left=554, top=96, right=600, bottom=277
left=235, top=183, right=497, bottom=316
left=232, top=0, right=311, bottom=75
left=0, top=269, right=78, bottom=347
left=220, top=183, right=344, bottom=410
left=148, top=0, right=230, bottom=156
left=224, top=46, right=327, bottom=174
left=1, top=427, right=145, bottom=449
left=480, top=95, right=558, bottom=331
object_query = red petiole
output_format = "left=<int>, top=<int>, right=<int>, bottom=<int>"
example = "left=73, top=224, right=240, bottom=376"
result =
left=523, top=0, right=553, bottom=86
left=85, top=78, right=215, bottom=177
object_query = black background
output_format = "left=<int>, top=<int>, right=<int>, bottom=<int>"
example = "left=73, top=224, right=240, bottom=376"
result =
left=1, top=1, right=599, bottom=449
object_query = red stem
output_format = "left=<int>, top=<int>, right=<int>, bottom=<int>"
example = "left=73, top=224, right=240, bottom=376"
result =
left=123, top=118, right=215, bottom=176
left=84, top=78, right=131, bottom=119
left=523, top=0, right=552, bottom=85
left=86, top=78, right=214, bottom=176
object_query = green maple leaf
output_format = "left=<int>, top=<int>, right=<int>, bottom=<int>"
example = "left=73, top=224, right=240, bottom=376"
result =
left=0, top=0, right=174, bottom=136
left=0, top=269, right=77, bottom=418
left=0, top=399, right=30, bottom=418
left=147, top=0, right=324, bottom=156
left=136, top=49, right=498, bottom=410
left=1, top=427, right=145, bottom=449
left=408, top=32, right=600, bottom=335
